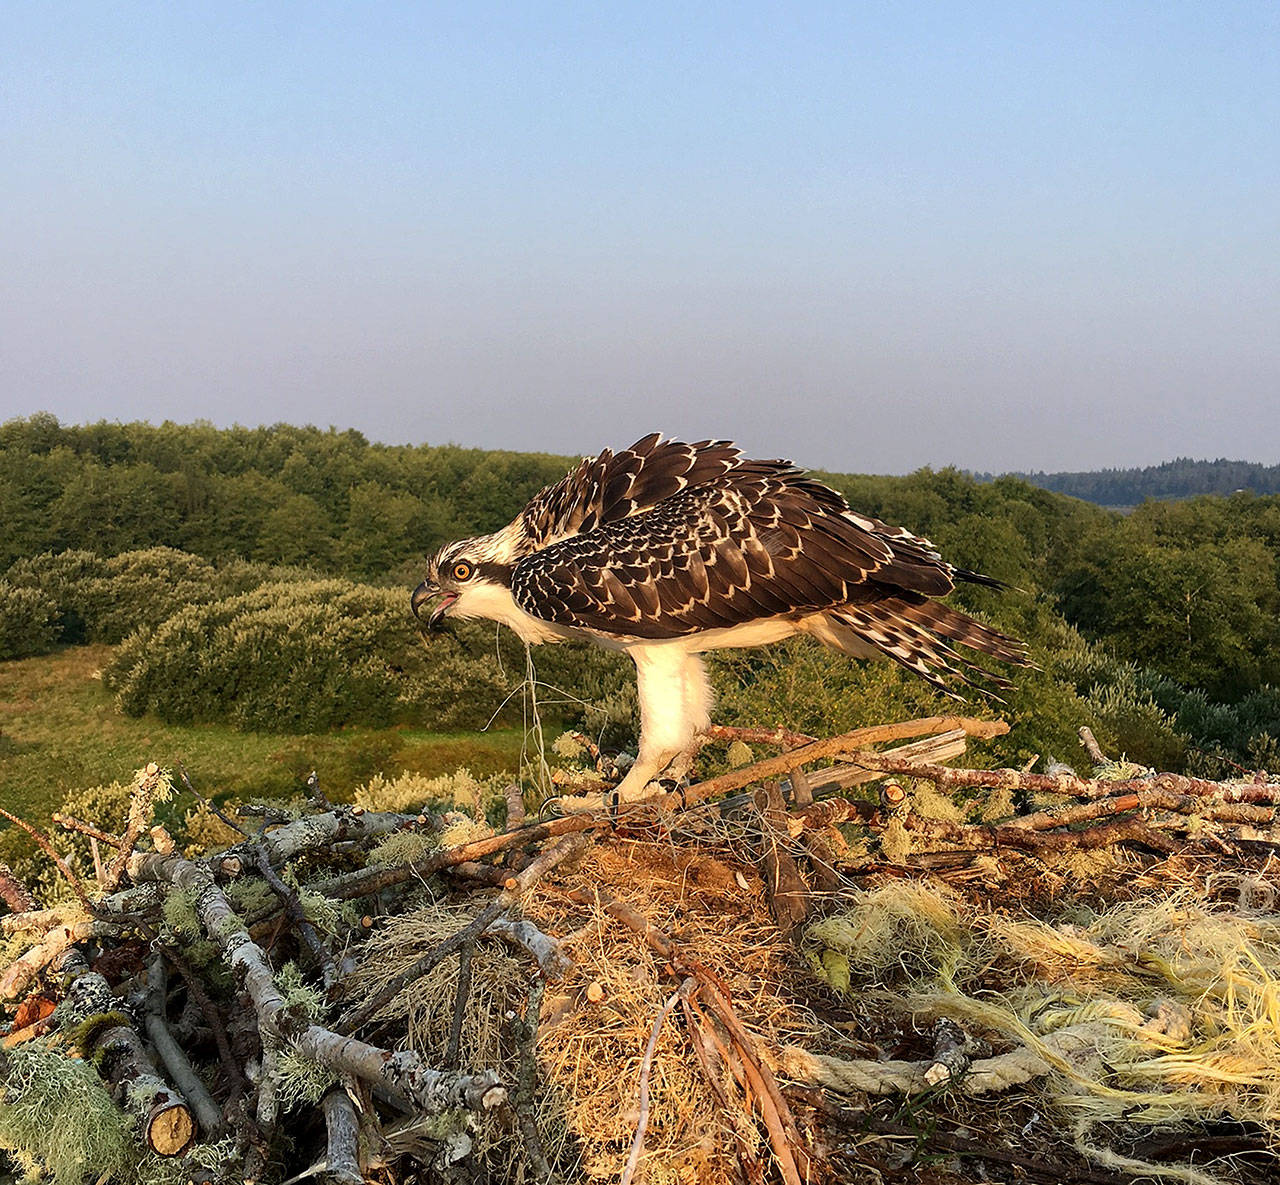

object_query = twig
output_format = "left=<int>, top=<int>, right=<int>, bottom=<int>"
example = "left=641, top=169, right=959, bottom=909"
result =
left=511, top=975, right=553, bottom=1180
left=0, top=917, right=98, bottom=1000
left=0, top=861, right=37, bottom=914
left=845, top=752, right=1279, bottom=803
left=672, top=716, right=1009, bottom=808
left=620, top=984, right=684, bottom=1185
left=338, top=833, right=588, bottom=1033
left=1078, top=726, right=1108, bottom=765
left=561, top=887, right=816, bottom=1183
left=446, top=942, right=473, bottom=1069
left=103, top=762, right=165, bottom=890
left=129, top=849, right=508, bottom=1115
left=62, top=954, right=196, bottom=1156
left=144, top=954, right=223, bottom=1135
left=796, top=1087, right=1136, bottom=1185
left=179, top=762, right=248, bottom=838
left=0, top=807, right=92, bottom=909
left=703, top=724, right=819, bottom=750
left=319, top=1086, right=363, bottom=1185
left=904, top=813, right=1182, bottom=855
left=312, top=812, right=600, bottom=903
left=504, top=782, right=527, bottom=826
left=253, top=846, right=338, bottom=989
left=754, top=782, right=809, bottom=937
left=161, top=943, right=247, bottom=1103
left=52, top=813, right=125, bottom=848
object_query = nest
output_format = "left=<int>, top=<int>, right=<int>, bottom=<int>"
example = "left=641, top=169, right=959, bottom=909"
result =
left=5, top=716, right=1280, bottom=1185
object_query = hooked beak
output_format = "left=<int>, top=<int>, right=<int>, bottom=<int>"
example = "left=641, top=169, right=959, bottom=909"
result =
left=411, top=581, right=457, bottom=631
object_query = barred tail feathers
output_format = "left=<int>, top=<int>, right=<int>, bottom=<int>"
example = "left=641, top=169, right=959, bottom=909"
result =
left=809, top=599, right=1029, bottom=697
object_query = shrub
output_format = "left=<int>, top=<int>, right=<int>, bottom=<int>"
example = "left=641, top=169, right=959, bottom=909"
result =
left=3, top=547, right=304, bottom=647
left=0, top=581, right=58, bottom=658
left=101, top=578, right=626, bottom=735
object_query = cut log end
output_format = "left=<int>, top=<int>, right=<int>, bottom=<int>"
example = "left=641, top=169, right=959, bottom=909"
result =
left=146, top=1099, right=197, bottom=1157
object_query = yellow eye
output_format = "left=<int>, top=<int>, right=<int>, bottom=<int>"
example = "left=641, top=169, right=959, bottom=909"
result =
left=452, top=561, right=474, bottom=581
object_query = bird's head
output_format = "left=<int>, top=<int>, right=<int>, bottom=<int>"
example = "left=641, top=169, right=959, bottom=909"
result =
left=411, top=536, right=516, bottom=630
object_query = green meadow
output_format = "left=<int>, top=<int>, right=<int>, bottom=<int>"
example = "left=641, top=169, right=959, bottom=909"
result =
left=0, top=643, right=526, bottom=830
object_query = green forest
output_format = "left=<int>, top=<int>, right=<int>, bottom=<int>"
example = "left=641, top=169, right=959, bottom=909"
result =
left=3, top=412, right=1280, bottom=794
left=992, top=456, right=1280, bottom=506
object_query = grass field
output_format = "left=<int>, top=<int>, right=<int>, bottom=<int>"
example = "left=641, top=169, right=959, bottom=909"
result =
left=0, top=644, right=527, bottom=830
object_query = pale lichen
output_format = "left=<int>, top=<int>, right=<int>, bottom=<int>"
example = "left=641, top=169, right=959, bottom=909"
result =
left=0, top=1042, right=134, bottom=1184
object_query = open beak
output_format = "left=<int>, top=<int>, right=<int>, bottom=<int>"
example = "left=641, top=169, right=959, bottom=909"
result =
left=411, top=581, right=457, bottom=631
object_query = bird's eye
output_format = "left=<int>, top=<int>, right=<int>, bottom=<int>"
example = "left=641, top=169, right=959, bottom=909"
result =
left=452, top=560, right=474, bottom=581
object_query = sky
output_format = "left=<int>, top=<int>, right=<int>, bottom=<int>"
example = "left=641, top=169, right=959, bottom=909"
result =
left=1, top=2, right=1277, bottom=474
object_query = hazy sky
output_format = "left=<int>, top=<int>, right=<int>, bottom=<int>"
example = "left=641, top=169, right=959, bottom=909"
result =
left=2, top=2, right=1277, bottom=473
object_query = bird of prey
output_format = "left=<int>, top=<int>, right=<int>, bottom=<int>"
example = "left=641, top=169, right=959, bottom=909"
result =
left=412, top=434, right=1028, bottom=806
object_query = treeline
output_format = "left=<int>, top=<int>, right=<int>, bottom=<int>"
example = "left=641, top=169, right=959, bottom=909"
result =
left=3, top=414, right=1280, bottom=777
left=985, top=457, right=1280, bottom=507
left=0, top=413, right=571, bottom=580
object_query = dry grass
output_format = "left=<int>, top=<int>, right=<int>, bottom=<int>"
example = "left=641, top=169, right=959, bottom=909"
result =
left=343, top=839, right=821, bottom=1184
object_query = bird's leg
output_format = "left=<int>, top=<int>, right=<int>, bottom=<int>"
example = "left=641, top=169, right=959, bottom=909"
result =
left=549, top=648, right=709, bottom=812
left=611, top=649, right=712, bottom=802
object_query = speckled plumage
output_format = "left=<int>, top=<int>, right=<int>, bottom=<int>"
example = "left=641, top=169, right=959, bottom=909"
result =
left=413, top=434, right=1029, bottom=804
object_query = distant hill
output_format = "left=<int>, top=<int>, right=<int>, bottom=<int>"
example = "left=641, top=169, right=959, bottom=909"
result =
left=978, top=458, right=1280, bottom=507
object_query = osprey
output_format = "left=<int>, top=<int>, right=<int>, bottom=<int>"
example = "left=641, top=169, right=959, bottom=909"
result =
left=412, top=434, right=1028, bottom=805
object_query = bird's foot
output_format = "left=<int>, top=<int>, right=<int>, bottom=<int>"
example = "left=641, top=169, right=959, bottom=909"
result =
left=539, top=780, right=670, bottom=816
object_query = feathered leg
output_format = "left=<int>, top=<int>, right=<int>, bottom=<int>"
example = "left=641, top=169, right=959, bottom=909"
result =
left=607, top=647, right=709, bottom=803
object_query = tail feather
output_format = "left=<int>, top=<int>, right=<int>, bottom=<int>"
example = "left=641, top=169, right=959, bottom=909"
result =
left=820, top=598, right=1030, bottom=699
left=880, top=594, right=1030, bottom=667
left=952, top=567, right=1008, bottom=591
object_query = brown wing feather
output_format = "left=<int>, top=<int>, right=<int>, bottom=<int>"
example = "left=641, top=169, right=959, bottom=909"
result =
left=510, top=470, right=934, bottom=638
left=518, top=435, right=747, bottom=547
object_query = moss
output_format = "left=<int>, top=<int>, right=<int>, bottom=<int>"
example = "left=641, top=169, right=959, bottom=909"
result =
left=878, top=816, right=912, bottom=864
left=551, top=732, right=587, bottom=761
left=276, top=962, right=326, bottom=1022
left=225, top=877, right=274, bottom=917
left=274, top=1049, right=339, bottom=1110
left=68, top=1011, right=131, bottom=1059
left=368, top=828, right=439, bottom=866
left=298, top=889, right=341, bottom=934
left=437, top=815, right=493, bottom=849
left=909, top=781, right=966, bottom=824
left=209, top=911, right=247, bottom=944
left=978, top=786, right=1017, bottom=823
left=408, top=1107, right=469, bottom=1140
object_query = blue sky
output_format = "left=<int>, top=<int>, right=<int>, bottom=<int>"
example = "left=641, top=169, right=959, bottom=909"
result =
left=2, top=2, right=1277, bottom=472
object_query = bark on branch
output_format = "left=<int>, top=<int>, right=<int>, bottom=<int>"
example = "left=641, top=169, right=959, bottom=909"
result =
left=127, top=850, right=507, bottom=1115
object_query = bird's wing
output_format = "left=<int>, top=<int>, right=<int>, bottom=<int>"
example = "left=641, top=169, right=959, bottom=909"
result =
left=510, top=472, right=957, bottom=639
left=519, top=434, right=758, bottom=549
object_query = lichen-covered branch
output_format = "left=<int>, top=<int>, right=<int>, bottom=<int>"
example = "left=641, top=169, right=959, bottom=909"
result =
left=673, top=716, right=1010, bottom=808
left=127, top=850, right=507, bottom=1115
left=312, top=813, right=600, bottom=902
left=319, top=1085, right=364, bottom=1185
left=144, top=956, right=223, bottom=1136
left=61, top=958, right=196, bottom=1156
left=0, top=917, right=98, bottom=1000
left=103, top=763, right=171, bottom=890
left=845, top=752, right=1280, bottom=805
left=221, top=807, right=420, bottom=869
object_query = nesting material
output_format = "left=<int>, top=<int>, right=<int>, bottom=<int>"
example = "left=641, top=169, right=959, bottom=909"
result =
left=527, top=843, right=821, bottom=1185
left=801, top=878, right=1280, bottom=1183
left=342, top=902, right=538, bottom=1180
left=345, top=842, right=820, bottom=1185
